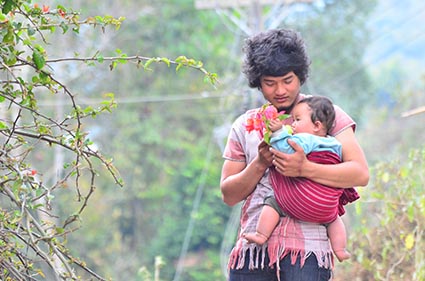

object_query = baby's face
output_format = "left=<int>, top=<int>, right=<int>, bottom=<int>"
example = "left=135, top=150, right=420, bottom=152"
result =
left=291, top=103, right=315, bottom=134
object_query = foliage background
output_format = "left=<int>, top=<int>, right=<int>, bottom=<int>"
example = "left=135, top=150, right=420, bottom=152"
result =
left=1, top=0, right=424, bottom=280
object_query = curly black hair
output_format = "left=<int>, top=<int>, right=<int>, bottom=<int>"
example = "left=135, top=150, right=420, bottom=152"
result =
left=242, top=29, right=311, bottom=89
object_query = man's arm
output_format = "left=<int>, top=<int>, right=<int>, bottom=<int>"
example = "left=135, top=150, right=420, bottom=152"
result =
left=271, top=128, right=369, bottom=188
left=220, top=141, right=272, bottom=206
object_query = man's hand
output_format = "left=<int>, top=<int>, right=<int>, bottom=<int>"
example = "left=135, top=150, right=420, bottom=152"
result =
left=258, top=140, right=274, bottom=169
left=271, top=139, right=307, bottom=177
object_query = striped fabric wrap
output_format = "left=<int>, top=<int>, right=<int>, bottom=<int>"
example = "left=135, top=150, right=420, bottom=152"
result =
left=270, top=151, right=360, bottom=224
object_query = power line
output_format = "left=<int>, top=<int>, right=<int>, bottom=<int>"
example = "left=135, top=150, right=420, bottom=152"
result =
left=37, top=91, right=233, bottom=107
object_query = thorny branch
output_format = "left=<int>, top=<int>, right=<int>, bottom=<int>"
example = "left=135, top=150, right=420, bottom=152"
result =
left=0, top=1, right=216, bottom=280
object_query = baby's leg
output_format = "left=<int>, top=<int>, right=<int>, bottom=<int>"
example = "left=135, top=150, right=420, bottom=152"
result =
left=243, top=205, right=280, bottom=245
left=328, top=216, right=351, bottom=262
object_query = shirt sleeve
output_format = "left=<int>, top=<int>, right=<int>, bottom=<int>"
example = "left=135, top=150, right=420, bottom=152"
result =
left=331, top=104, right=356, bottom=136
left=222, top=113, right=247, bottom=162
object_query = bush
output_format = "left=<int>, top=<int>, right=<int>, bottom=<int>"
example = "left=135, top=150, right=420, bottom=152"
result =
left=334, top=145, right=425, bottom=281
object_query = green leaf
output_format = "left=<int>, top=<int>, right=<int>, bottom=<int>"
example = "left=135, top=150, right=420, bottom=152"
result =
left=160, top=57, right=170, bottom=67
left=60, top=21, right=69, bottom=34
left=0, top=121, right=9, bottom=130
left=144, top=57, right=157, bottom=70
left=404, top=233, right=415, bottom=250
left=175, top=55, right=187, bottom=64
left=55, top=227, right=65, bottom=234
left=2, top=0, right=16, bottom=14
left=278, top=114, right=290, bottom=120
left=109, top=61, right=117, bottom=71
left=3, top=29, right=14, bottom=43
left=0, top=13, right=7, bottom=22
left=32, top=50, right=46, bottom=70
left=23, top=22, right=35, bottom=35
left=37, top=125, right=51, bottom=134
left=96, top=55, right=104, bottom=63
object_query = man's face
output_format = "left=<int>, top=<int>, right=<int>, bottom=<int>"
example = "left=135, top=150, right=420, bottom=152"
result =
left=260, top=72, right=301, bottom=112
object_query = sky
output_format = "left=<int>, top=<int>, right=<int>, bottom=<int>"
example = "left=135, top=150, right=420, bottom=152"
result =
left=363, top=0, right=425, bottom=81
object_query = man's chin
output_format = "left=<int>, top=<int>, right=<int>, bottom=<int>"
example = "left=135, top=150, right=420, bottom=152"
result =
left=276, top=105, right=292, bottom=112
left=276, top=100, right=298, bottom=113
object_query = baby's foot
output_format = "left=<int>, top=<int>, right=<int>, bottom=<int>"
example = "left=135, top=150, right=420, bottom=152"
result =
left=243, top=232, right=269, bottom=245
left=334, top=249, right=351, bottom=262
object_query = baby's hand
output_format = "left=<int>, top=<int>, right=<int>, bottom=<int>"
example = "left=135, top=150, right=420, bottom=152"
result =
left=268, top=119, right=282, bottom=132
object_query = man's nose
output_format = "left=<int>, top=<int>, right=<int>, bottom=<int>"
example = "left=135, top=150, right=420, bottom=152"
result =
left=275, top=82, right=286, bottom=95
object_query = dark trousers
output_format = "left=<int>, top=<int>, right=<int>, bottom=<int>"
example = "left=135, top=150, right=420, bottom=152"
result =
left=229, top=250, right=331, bottom=281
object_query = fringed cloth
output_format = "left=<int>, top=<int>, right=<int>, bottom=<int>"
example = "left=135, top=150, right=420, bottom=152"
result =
left=270, top=151, right=360, bottom=224
left=228, top=216, right=334, bottom=276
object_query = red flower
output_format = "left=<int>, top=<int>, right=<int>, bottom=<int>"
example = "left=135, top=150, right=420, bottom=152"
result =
left=263, top=105, right=281, bottom=120
left=22, top=169, right=37, bottom=177
left=58, top=9, right=65, bottom=17
left=245, top=104, right=289, bottom=144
